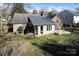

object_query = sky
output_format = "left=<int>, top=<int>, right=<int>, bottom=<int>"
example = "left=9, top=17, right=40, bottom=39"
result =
left=24, top=3, right=79, bottom=12
left=0, top=3, right=79, bottom=13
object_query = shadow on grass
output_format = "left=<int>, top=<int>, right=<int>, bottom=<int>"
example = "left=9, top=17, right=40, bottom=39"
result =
left=32, top=42, right=79, bottom=56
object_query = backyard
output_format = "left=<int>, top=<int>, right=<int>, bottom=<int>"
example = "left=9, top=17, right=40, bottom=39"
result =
left=0, top=32, right=79, bottom=56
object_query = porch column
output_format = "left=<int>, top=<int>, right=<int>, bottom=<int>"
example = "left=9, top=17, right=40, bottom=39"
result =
left=38, top=26, right=41, bottom=35
left=52, top=25, right=55, bottom=33
left=43, top=25, right=46, bottom=34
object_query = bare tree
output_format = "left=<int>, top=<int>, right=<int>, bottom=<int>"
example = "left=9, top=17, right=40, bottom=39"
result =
left=0, top=3, right=11, bottom=36
left=32, top=9, right=38, bottom=14
left=11, top=3, right=27, bottom=17
left=0, top=3, right=11, bottom=17
left=48, top=12, right=56, bottom=18
left=39, top=9, right=44, bottom=16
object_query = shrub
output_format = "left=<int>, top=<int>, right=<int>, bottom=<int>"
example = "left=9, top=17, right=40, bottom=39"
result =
left=76, top=23, right=79, bottom=27
left=54, top=33, right=59, bottom=35
left=17, top=26, right=23, bottom=34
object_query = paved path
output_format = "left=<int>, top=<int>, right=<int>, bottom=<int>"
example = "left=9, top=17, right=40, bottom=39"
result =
left=54, top=30, right=70, bottom=35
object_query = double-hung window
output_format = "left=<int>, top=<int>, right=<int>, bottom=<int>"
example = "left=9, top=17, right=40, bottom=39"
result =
left=47, top=25, right=52, bottom=31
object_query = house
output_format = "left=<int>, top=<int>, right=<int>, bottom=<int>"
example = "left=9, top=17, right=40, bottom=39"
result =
left=73, top=13, right=79, bottom=24
left=0, top=14, right=8, bottom=36
left=59, top=10, right=79, bottom=25
left=8, top=13, right=56, bottom=36
left=0, top=15, right=8, bottom=26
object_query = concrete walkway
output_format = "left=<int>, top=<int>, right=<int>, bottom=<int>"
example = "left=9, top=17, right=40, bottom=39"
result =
left=54, top=29, right=70, bottom=35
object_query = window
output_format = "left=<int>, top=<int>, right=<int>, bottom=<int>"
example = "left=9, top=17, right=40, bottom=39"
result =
left=40, top=26, right=43, bottom=34
left=47, top=25, right=52, bottom=31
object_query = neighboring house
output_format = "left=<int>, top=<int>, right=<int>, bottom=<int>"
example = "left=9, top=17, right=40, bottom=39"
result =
left=73, top=13, right=79, bottom=24
left=2, top=17, right=8, bottom=25
left=8, top=13, right=55, bottom=36
left=0, top=15, right=8, bottom=26
left=59, top=10, right=79, bottom=25
left=0, top=15, right=3, bottom=27
left=0, top=14, right=8, bottom=36
left=51, top=15, right=63, bottom=30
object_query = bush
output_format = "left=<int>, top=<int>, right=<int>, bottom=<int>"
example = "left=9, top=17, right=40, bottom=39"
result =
left=54, top=33, right=59, bottom=35
left=76, top=23, right=79, bottom=27
left=17, top=26, right=23, bottom=34
left=26, top=35, right=35, bottom=39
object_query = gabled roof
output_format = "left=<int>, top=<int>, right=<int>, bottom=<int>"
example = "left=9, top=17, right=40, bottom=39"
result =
left=12, top=13, right=28, bottom=24
left=29, top=16, right=53, bottom=25
left=52, top=15, right=63, bottom=20
left=11, top=13, right=53, bottom=25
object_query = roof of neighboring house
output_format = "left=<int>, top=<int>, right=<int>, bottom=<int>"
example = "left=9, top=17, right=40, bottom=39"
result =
left=73, top=12, right=79, bottom=16
left=59, top=10, right=79, bottom=25
left=11, top=13, right=53, bottom=25
left=59, top=10, right=74, bottom=25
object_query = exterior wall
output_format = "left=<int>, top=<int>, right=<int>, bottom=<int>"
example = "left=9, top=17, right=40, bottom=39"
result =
left=13, top=24, right=55, bottom=36
left=73, top=16, right=79, bottom=24
left=0, top=16, right=3, bottom=27
left=13, top=24, right=23, bottom=33
left=51, top=16, right=63, bottom=29
left=35, top=25, right=55, bottom=36
left=37, top=26, right=41, bottom=36
left=0, top=18, right=2, bottom=27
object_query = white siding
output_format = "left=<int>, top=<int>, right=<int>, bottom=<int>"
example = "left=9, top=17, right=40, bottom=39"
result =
left=36, top=25, right=55, bottom=36
left=43, top=26, right=47, bottom=34
left=73, top=16, right=79, bottom=24
left=37, top=26, right=41, bottom=35
left=13, top=24, right=55, bottom=36
left=52, top=25, right=55, bottom=33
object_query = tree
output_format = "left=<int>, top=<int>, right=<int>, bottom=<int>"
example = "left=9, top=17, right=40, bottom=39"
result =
left=0, top=3, right=11, bottom=17
left=0, top=3, right=11, bottom=36
left=48, top=12, right=56, bottom=18
left=11, top=3, right=27, bottom=17
left=39, top=8, right=49, bottom=16
left=32, top=9, right=38, bottom=14
left=51, top=9, right=59, bottom=15
left=39, top=9, right=44, bottom=16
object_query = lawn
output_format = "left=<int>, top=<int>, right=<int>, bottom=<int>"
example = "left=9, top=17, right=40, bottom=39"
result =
left=0, top=32, right=79, bottom=56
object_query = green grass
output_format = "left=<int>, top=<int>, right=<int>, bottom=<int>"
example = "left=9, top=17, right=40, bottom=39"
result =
left=0, top=32, right=79, bottom=55
left=23, top=33, right=77, bottom=45
left=17, top=32, right=79, bottom=55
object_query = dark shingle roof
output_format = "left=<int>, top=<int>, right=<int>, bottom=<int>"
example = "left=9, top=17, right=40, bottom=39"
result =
left=29, top=16, right=53, bottom=25
left=12, top=13, right=53, bottom=25
left=74, top=12, right=79, bottom=16
left=12, top=13, right=40, bottom=24
left=59, top=10, right=79, bottom=25
left=12, top=14, right=28, bottom=24
left=59, top=10, right=74, bottom=25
